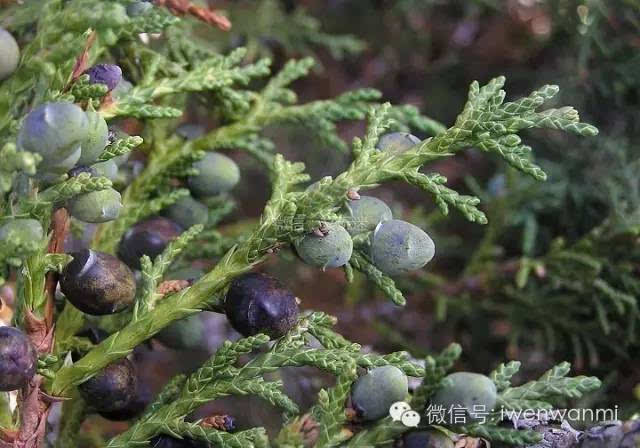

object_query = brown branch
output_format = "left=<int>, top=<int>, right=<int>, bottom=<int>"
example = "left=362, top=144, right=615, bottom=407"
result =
left=154, top=0, right=232, bottom=30
left=14, top=208, right=69, bottom=448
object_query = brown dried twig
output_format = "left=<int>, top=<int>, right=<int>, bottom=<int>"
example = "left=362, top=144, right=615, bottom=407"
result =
left=154, top=0, right=231, bottom=30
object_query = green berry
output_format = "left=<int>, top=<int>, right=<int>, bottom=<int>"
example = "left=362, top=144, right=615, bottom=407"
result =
left=68, top=187, right=122, bottom=223
left=60, top=249, right=136, bottom=315
left=176, top=123, right=205, bottom=140
left=0, top=219, right=43, bottom=242
left=370, top=219, right=435, bottom=276
left=112, top=78, right=132, bottom=100
left=78, top=358, right=137, bottom=414
left=0, top=28, right=20, bottom=81
left=127, top=1, right=154, bottom=17
left=294, top=222, right=353, bottom=269
left=0, top=327, right=37, bottom=391
left=351, top=365, right=408, bottom=421
left=343, top=196, right=392, bottom=235
left=430, top=372, right=497, bottom=424
left=188, top=152, right=240, bottom=197
left=156, top=311, right=219, bottom=351
left=78, top=111, right=109, bottom=165
left=17, top=102, right=89, bottom=172
left=91, top=159, right=119, bottom=181
left=376, top=132, right=421, bottom=154
left=167, top=266, right=204, bottom=282
left=162, top=195, right=209, bottom=229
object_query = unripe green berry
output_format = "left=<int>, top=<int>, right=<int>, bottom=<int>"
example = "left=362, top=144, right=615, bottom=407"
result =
left=430, top=372, right=497, bottom=424
left=68, top=187, right=122, bottom=223
left=370, top=219, right=435, bottom=276
left=78, top=111, right=109, bottom=165
left=79, top=358, right=137, bottom=414
left=112, top=78, right=133, bottom=100
left=0, top=28, right=20, bottom=81
left=127, top=1, right=154, bottom=17
left=0, top=327, right=37, bottom=391
left=60, top=249, right=136, bottom=315
left=17, top=102, right=89, bottom=172
left=343, top=196, right=392, bottom=235
left=156, top=311, right=220, bottom=351
left=0, top=219, right=43, bottom=242
left=351, top=365, right=408, bottom=421
left=188, top=152, right=240, bottom=197
left=294, top=222, right=353, bottom=269
left=162, top=195, right=209, bottom=229
left=176, top=123, right=205, bottom=140
left=376, top=132, right=421, bottom=154
left=91, top=159, right=119, bottom=181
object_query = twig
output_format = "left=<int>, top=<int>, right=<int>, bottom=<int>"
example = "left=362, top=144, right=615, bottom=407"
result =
left=15, top=208, right=69, bottom=448
left=154, top=0, right=231, bottom=30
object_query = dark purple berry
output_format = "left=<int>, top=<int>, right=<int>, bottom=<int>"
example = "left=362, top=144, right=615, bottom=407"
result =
left=0, top=327, right=37, bottom=391
left=117, top=216, right=183, bottom=270
left=99, top=381, right=151, bottom=421
left=149, top=435, right=206, bottom=448
left=60, top=249, right=136, bottom=315
left=403, top=430, right=454, bottom=448
left=79, top=358, right=137, bottom=414
left=225, top=273, right=299, bottom=339
left=84, top=64, right=123, bottom=91
left=67, top=165, right=97, bottom=177
left=71, top=327, right=110, bottom=361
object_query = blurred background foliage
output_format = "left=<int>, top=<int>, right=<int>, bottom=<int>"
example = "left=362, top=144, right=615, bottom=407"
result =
left=186, top=0, right=640, bottom=422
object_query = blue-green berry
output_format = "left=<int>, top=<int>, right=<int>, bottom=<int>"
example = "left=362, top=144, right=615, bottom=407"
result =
left=156, top=311, right=220, bottom=351
left=77, top=111, right=109, bottom=165
left=343, top=196, right=392, bottom=235
left=430, top=372, right=497, bottom=424
left=0, top=28, right=20, bottom=81
left=91, top=159, right=119, bottom=181
left=127, top=1, right=154, bottom=17
left=162, top=195, right=209, bottom=229
left=0, top=327, right=38, bottom=391
left=17, top=102, right=89, bottom=172
left=68, top=187, right=122, bottom=223
left=112, top=78, right=133, bottom=100
left=0, top=219, right=43, bottom=242
left=176, top=123, right=205, bottom=140
left=188, top=152, right=240, bottom=197
left=351, top=365, right=408, bottom=421
left=295, top=222, right=353, bottom=269
left=376, top=132, right=421, bottom=154
left=370, top=219, right=435, bottom=276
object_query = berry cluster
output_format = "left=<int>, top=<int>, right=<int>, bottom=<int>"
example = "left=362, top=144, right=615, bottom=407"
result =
left=296, top=132, right=435, bottom=275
